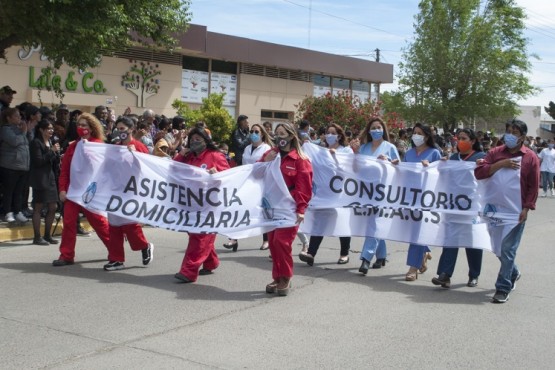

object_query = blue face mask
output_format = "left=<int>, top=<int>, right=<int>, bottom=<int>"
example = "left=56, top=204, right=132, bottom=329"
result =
left=250, top=133, right=260, bottom=143
left=370, top=129, right=384, bottom=140
left=504, top=133, right=519, bottom=149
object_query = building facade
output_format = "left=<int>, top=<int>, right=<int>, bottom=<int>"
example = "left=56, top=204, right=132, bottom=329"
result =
left=0, top=24, right=393, bottom=124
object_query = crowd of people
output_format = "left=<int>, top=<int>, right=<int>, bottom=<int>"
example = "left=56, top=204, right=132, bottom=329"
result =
left=0, top=83, right=545, bottom=302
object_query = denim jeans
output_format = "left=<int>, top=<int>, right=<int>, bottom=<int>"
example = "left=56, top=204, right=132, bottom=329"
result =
left=436, top=247, right=483, bottom=278
left=407, top=244, right=430, bottom=268
left=360, top=237, right=386, bottom=261
left=495, top=222, right=525, bottom=293
left=540, top=171, right=554, bottom=192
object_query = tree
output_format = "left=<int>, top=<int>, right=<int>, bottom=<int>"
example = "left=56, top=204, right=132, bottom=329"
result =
left=545, top=101, right=555, bottom=120
left=172, top=94, right=235, bottom=144
left=397, top=0, right=537, bottom=132
left=0, top=0, right=191, bottom=69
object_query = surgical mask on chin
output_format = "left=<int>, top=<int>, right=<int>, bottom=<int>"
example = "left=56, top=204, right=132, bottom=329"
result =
left=190, top=140, right=206, bottom=153
left=504, top=134, right=519, bottom=149
left=370, top=129, right=384, bottom=140
left=412, top=134, right=425, bottom=147
left=325, top=134, right=338, bottom=146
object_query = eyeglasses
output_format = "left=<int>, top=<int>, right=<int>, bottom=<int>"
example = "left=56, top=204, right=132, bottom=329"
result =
left=250, top=130, right=261, bottom=134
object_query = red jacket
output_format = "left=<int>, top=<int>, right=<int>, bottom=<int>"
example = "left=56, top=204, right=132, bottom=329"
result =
left=261, top=148, right=313, bottom=214
left=59, top=138, right=104, bottom=193
left=127, top=139, right=149, bottom=154
left=174, top=148, right=230, bottom=172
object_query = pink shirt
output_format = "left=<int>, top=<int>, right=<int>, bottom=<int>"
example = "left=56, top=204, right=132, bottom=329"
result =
left=474, top=144, right=540, bottom=210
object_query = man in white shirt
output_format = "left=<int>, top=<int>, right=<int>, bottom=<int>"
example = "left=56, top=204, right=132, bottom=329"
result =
left=538, top=139, right=555, bottom=197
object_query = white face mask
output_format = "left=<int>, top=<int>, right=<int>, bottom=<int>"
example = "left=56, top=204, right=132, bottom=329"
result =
left=412, top=134, right=425, bottom=147
left=325, top=134, right=338, bottom=146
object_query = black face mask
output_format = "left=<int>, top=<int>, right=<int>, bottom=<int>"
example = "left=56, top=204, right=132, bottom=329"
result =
left=275, top=136, right=291, bottom=149
left=190, top=140, right=206, bottom=154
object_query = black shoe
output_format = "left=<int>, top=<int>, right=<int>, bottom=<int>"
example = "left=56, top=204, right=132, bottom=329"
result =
left=142, top=243, right=154, bottom=265
left=467, top=277, right=479, bottom=287
left=52, top=259, right=74, bottom=267
left=431, top=273, right=451, bottom=288
left=372, top=258, right=386, bottom=269
left=299, top=252, right=314, bottom=266
left=33, top=237, right=50, bottom=246
left=43, top=236, right=59, bottom=245
left=199, top=268, right=213, bottom=276
left=223, top=241, right=238, bottom=252
left=492, top=290, right=509, bottom=303
left=359, top=259, right=370, bottom=275
left=77, top=226, right=91, bottom=236
left=174, top=272, right=193, bottom=283
left=103, top=261, right=124, bottom=271
left=511, top=272, right=521, bottom=291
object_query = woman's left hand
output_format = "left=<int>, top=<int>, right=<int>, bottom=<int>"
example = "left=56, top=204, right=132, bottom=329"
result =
left=128, top=144, right=136, bottom=152
left=296, top=213, right=305, bottom=224
left=208, top=167, right=218, bottom=174
left=421, top=160, right=430, bottom=167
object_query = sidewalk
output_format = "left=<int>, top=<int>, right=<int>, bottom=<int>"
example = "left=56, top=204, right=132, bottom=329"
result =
left=0, top=218, right=92, bottom=242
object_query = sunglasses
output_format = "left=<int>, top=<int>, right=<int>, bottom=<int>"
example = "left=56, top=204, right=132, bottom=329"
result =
left=250, top=130, right=261, bottom=134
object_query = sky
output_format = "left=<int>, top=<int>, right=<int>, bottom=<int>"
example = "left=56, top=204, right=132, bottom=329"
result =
left=189, top=0, right=555, bottom=118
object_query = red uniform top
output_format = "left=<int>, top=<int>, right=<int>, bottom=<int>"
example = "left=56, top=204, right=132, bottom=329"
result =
left=261, top=148, right=313, bottom=214
left=174, top=148, right=230, bottom=172
left=59, top=138, right=104, bottom=193
left=474, top=144, right=540, bottom=210
left=127, top=139, right=149, bottom=154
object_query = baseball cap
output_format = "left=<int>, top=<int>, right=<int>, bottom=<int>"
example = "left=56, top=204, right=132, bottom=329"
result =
left=0, top=85, right=17, bottom=94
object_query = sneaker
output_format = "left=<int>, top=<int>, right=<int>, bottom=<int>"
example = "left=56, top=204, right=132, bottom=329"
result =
left=5, top=212, right=15, bottom=222
left=511, top=272, right=521, bottom=291
left=467, top=277, right=479, bottom=287
left=492, top=290, right=509, bottom=303
left=431, top=273, right=451, bottom=288
left=77, top=226, right=91, bottom=236
left=551, top=189, right=554, bottom=197
left=15, top=212, right=28, bottom=222
left=103, top=261, right=124, bottom=271
left=142, top=243, right=154, bottom=265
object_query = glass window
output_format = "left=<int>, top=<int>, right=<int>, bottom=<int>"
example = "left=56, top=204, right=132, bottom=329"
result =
left=182, top=56, right=209, bottom=71
left=212, top=60, right=237, bottom=74
left=313, top=75, right=331, bottom=87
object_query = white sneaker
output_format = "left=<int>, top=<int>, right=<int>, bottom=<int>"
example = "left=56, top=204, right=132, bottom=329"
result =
left=15, top=212, right=28, bottom=222
left=551, top=189, right=554, bottom=197
left=541, top=191, right=547, bottom=197
left=5, top=212, right=15, bottom=222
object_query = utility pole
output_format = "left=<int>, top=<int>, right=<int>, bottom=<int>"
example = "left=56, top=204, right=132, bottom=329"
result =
left=375, top=48, right=381, bottom=101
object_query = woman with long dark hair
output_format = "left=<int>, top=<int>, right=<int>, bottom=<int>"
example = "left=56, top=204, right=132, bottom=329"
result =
left=350, top=117, right=400, bottom=274
left=261, top=122, right=313, bottom=296
left=30, top=120, right=60, bottom=245
left=173, top=127, right=230, bottom=283
left=431, top=128, right=485, bottom=288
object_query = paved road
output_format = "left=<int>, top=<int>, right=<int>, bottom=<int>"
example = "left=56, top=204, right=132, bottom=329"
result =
left=1, top=197, right=554, bottom=369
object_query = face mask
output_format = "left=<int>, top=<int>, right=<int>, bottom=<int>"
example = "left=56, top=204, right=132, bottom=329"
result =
left=370, top=129, right=384, bottom=140
left=275, top=136, right=291, bottom=149
left=250, top=133, right=260, bottom=143
left=325, top=134, right=338, bottom=146
left=457, top=140, right=472, bottom=153
left=190, top=140, right=206, bottom=154
left=77, top=127, right=90, bottom=138
left=523, top=140, right=530, bottom=146
left=504, top=134, right=519, bottom=149
left=412, top=134, right=425, bottom=147
left=549, top=144, right=554, bottom=149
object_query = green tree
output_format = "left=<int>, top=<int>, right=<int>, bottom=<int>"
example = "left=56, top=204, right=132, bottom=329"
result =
left=172, top=93, right=234, bottom=144
left=397, top=0, right=537, bottom=132
left=0, top=0, right=191, bottom=69
left=545, top=101, right=555, bottom=120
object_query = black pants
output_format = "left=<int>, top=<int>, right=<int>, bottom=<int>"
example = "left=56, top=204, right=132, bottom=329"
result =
left=308, top=236, right=351, bottom=257
left=0, top=168, right=28, bottom=214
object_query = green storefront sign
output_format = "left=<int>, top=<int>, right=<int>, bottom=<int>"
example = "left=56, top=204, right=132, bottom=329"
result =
left=29, top=66, right=107, bottom=94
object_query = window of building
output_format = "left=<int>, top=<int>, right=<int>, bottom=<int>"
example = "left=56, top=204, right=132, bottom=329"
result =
left=212, top=60, right=238, bottom=74
left=182, top=55, right=209, bottom=71
left=313, top=75, right=331, bottom=87
left=261, top=110, right=294, bottom=121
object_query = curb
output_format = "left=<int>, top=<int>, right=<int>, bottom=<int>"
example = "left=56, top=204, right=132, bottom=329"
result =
left=0, top=221, right=92, bottom=243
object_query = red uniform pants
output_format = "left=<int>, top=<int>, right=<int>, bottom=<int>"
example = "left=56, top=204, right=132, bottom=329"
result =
left=58, top=200, right=110, bottom=261
left=179, top=233, right=219, bottom=282
left=268, top=225, right=299, bottom=280
left=107, top=223, right=148, bottom=262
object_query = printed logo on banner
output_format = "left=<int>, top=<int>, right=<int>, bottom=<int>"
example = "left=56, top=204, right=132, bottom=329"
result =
left=82, top=182, right=97, bottom=204
left=481, top=203, right=503, bottom=226
left=261, top=197, right=274, bottom=219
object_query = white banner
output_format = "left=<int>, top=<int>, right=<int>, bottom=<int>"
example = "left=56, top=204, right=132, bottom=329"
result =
left=300, top=144, right=521, bottom=255
left=67, top=141, right=297, bottom=238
